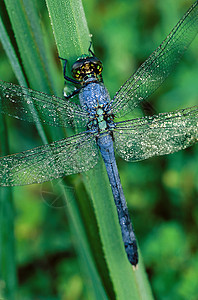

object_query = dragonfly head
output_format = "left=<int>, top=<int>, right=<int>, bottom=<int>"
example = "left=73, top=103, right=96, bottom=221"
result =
left=71, top=55, right=103, bottom=82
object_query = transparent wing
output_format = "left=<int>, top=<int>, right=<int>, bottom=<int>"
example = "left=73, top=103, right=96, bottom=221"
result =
left=0, top=132, right=98, bottom=186
left=0, top=80, right=88, bottom=128
left=111, top=2, right=198, bottom=117
left=114, top=106, right=198, bottom=161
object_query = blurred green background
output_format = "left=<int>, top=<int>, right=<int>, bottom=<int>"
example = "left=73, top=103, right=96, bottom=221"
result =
left=0, top=0, right=198, bottom=299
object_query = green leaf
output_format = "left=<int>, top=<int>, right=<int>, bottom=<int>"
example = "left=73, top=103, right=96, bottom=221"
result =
left=0, top=17, right=27, bottom=86
left=1, top=0, right=154, bottom=297
left=45, top=0, right=91, bottom=62
left=45, top=0, right=154, bottom=298
left=3, top=0, right=59, bottom=94
left=85, top=160, right=154, bottom=299
left=1, top=0, right=109, bottom=298
left=0, top=117, right=17, bottom=298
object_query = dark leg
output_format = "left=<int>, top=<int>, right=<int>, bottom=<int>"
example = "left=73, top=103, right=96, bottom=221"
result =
left=88, top=41, right=95, bottom=57
left=64, top=87, right=82, bottom=99
left=59, top=56, right=80, bottom=84
left=88, top=42, right=103, bottom=82
left=99, top=74, right=104, bottom=83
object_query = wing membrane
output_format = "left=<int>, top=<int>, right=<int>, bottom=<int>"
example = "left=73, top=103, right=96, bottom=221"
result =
left=112, top=2, right=198, bottom=117
left=114, top=106, right=198, bottom=161
left=0, top=132, right=98, bottom=186
left=0, top=80, right=88, bottom=128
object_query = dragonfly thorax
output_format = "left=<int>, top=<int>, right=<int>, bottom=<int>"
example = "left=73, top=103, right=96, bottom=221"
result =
left=87, top=104, right=115, bottom=134
left=71, top=55, right=103, bottom=83
left=78, top=78, right=115, bottom=133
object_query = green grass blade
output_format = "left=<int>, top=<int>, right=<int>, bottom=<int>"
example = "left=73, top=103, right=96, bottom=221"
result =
left=1, top=0, right=154, bottom=297
left=0, top=17, right=27, bottom=86
left=45, top=0, right=116, bottom=297
left=4, top=0, right=57, bottom=93
left=63, top=185, right=109, bottom=300
left=45, top=0, right=154, bottom=298
left=0, top=16, right=22, bottom=300
left=45, top=0, right=91, bottom=62
left=0, top=20, right=49, bottom=146
left=85, top=159, right=154, bottom=299
left=2, top=0, right=109, bottom=298
left=0, top=14, right=47, bottom=143
left=0, top=116, right=17, bottom=299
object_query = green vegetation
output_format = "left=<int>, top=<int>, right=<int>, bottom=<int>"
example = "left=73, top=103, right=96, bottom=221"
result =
left=0, top=0, right=197, bottom=299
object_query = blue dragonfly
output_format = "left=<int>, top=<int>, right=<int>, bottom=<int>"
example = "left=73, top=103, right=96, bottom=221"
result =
left=0, top=1, right=198, bottom=267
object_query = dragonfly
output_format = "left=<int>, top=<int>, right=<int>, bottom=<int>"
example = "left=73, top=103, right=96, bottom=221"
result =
left=0, top=2, right=198, bottom=267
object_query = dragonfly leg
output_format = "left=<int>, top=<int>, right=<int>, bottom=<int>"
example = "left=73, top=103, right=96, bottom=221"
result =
left=59, top=56, right=82, bottom=99
left=88, top=41, right=95, bottom=57
left=64, top=87, right=82, bottom=99
left=88, top=42, right=103, bottom=83
left=99, top=74, right=104, bottom=83
left=59, top=56, right=80, bottom=84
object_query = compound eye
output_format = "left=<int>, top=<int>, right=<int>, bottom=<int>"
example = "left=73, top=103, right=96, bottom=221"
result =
left=73, top=68, right=82, bottom=80
left=89, top=57, right=103, bottom=75
left=96, top=63, right=103, bottom=75
left=71, top=56, right=103, bottom=80
left=71, top=60, right=85, bottom=80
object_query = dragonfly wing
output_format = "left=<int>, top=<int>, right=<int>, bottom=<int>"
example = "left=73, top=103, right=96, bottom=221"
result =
left=112, top=2, right=198, bottom=117
left=0, top=80, right=88, bottom=128
left=0, top=132, right=98, bottom=186
left=114, top=106, right=198, bottom=161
